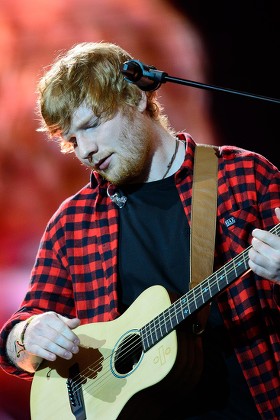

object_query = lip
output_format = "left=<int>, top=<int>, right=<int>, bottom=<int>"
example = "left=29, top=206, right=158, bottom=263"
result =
left=94, top=154, right=112, bottom=171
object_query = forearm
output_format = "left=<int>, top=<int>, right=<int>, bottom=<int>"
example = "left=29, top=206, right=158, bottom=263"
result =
left=6, top=318, right=43, bottom=374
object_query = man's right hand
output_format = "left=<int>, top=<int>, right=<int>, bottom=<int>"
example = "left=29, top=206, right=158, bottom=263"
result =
left=6, top=312, right=81, bottom=373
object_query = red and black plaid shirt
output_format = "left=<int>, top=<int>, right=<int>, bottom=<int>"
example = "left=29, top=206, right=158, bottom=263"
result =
left=1, top=134, right=280, bottom=417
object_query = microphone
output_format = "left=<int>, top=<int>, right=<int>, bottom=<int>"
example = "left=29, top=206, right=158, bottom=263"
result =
left=121, top=59, right=280, bottom=104
left=121, top=59, right=167, bottom=91
left=107, top=185, right=127, bottom=208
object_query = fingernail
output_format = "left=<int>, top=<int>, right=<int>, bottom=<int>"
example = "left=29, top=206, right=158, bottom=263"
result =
left=64, top=351, right=72, bottom=359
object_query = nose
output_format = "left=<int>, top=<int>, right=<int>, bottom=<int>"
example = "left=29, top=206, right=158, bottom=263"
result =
left=87, top=152, right=94, bottom=163
left=79, top=147, right=95, bottom=163
left=76, top=133, right=97, bottom=162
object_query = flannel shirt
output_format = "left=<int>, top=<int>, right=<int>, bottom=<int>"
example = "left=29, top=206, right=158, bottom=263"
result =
left=0, top=134, right=280, bottom=418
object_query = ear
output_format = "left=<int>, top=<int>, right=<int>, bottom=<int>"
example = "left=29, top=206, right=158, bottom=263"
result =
left=137, top=91, right=147, bottom=112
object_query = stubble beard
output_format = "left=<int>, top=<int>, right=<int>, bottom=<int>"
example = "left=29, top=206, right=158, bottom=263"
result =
left=100, top=115, right=153, bottom=186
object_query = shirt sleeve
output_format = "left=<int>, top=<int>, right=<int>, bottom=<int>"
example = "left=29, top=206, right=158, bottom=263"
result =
left=0, top=210, right=76, bottom=378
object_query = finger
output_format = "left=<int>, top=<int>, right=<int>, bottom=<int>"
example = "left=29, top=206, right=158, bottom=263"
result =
left=42, top=313, right=80, bottom=344
left=64, top=317, right=81, bottom=330
left=248, top=247, right=269, bottom=269
left=56, top=315, right=81, bottom=344
left=249, top=247, right=280, bottom=281
left=248, top=259, right=272, bottom=280
left=46, top=316, right=81, bottom=356
left=29, top=339, right=77, bottom=362
left=275, top=207, right=280, bottom=221
left=252, top=229, right=280, bottom=252
left=27, top=327, right=80, bottom=361
left=25, top=313, right=80, bottom=359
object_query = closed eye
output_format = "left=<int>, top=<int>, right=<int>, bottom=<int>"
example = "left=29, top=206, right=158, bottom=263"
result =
left=68, top=137, right=78, bottom=148
left=83, top=117, right=100, bottom=130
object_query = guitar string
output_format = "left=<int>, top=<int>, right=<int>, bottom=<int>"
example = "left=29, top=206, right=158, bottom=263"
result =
left=69, top=244, right=253, bottom=398
left=72, top=246, right=249, bottom=392
left=53, top=238, right=276, bottom=418
left=63, top=223, right=280, bottom=405
left=66, top=253, right=249, bottom=410
left=68, top=242, right=268, bottom=403
left=37, top=223, right=280, bottom=418
left=69, top=223, right=280, bottom=399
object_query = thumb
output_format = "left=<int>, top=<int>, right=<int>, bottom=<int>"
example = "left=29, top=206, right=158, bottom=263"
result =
left=57, top=314, right=81, bottom=330
left=275, top=207, right=280, bottom=221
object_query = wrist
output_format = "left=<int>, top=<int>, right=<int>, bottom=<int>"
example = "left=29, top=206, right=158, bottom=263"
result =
left=15, top=316, right=36, bottom=358
left=6, top=316, right=42, bottom=373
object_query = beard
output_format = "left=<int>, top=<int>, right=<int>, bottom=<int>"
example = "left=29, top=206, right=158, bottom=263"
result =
left=97, top=111, right=154, bottom=185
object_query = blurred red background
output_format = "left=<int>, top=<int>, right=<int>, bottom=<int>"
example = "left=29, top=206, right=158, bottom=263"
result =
left=0, top=0, right=279, bottom=419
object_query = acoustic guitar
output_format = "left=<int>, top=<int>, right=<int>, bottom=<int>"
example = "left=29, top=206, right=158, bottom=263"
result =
left=30, top=223, right=280, bottom=419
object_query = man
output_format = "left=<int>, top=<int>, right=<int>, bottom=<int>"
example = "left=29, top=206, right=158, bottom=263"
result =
left=0, top=42, right=280, bottom=419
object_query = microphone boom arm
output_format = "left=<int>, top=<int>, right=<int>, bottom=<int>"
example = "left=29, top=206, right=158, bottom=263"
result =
left=121, top=59, right=280, bottom=104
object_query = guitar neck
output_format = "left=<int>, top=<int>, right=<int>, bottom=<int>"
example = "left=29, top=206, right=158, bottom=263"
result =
left=141, top=222, right=280, bottom=352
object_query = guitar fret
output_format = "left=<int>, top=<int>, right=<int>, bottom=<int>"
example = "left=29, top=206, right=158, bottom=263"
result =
left=200, top=284, right=206, bottom=304
left=174, top=302, right=180, bottom=325
left=162, top=311, right=168, bottom=336
left=140, top=223, right=280, bottom=353
left=158, top=314, right=165, bottom=338
left=168, top=307, right=174, bottom=330
left=152, top=318, right=158, bottom=343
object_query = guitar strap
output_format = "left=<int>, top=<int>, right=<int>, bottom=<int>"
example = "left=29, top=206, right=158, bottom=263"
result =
left=190, top=144, right=219, bottom=333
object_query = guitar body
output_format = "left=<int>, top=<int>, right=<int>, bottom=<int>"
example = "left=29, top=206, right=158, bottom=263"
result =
left=31, top=285, right=186, bottom=420
left=30, top=223, right=280, bottom=419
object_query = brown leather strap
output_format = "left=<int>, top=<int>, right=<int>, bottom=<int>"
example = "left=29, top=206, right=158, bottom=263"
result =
left=190, top=144, right=219, bottom=289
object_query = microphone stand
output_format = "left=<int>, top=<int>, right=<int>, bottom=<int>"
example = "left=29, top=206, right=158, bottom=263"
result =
left=122, top=60, right=280, bottom=104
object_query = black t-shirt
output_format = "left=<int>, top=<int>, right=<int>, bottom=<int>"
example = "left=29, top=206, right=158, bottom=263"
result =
left=118, top=175, right=190, bottom=307
left=117, top=175, right=260, bottom=419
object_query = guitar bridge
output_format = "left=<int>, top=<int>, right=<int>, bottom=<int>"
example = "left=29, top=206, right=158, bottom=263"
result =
left=66, top=363, right=87, bottom=420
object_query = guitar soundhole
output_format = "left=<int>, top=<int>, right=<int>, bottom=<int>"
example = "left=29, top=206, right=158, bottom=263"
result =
left=114, top=333, right=143, bottom=375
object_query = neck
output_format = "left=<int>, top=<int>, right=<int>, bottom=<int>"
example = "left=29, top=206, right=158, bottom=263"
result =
left=145, top=127, right=185, bottom=182
left=162, top=137, right=180, bottom=179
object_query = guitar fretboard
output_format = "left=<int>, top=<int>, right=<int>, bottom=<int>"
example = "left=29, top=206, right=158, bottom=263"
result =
left=141, top=222, right=280, bottom=352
